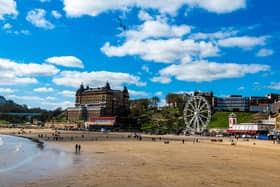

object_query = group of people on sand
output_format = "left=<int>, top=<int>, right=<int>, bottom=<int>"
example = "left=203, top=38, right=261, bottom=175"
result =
left=133, top=133, right=142, bottom=141
left=193, top=138, right=199, bottom=144
left=75, top=144, right=81, bottom=153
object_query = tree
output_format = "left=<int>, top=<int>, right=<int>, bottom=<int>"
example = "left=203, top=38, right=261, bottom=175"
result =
left=166, top=93, right=189, bottom=110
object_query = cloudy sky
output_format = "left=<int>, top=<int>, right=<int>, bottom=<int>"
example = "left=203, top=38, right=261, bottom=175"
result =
left=0, top=0, right=279, bottom=109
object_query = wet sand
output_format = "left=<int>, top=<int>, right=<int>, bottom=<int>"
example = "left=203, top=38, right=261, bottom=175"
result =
left=19, top=140, right=280, bottom=187
left=1, top=128, right=280, bottom=187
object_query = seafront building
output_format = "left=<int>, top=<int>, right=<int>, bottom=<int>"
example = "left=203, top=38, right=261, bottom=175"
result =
left=212, top=93, right=280, bottom=112
left=227, top=113, right=275, bottom=136
left=214, top=95, right=249, bottom=112
left=66, top=82, right=129, bottom=129
left=165, top=92, right=280, bottom=113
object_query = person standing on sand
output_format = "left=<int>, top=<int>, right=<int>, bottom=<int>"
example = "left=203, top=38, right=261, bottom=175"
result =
left=75, top=144, right=78, bottom=153
left=78, top=144, right=81, bottom=153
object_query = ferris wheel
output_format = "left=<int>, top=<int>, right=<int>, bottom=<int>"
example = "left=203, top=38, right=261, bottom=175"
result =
left=183, top=96, right=211, bottom=133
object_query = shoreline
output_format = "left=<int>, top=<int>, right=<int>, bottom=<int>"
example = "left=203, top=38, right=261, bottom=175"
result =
left=2, top=127, right=280, bottom=151
left=1, top=128, right=280, bottom=152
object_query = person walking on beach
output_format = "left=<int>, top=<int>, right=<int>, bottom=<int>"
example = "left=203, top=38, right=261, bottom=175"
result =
left=75, top=144, right=78, bottom=153
left=182, top=139, right=185, bottom=144
left=78, top=144, right=81, bottom=153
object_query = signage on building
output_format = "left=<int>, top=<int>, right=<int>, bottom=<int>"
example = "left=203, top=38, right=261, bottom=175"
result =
left=276, top=114, right=280, bottom=130
left=231, top=124, right=258, bottom=131
left=89, top=117, right=116, bottom=126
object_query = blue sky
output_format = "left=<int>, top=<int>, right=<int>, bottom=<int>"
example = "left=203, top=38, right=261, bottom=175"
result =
left=0, top=0, right=279, bottom=109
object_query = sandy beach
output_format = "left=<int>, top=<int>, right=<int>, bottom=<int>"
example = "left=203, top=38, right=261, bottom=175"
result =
left=1, top=128, right=280, bottom=187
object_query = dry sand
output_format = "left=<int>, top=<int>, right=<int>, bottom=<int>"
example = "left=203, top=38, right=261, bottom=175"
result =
left=1, top=128, right=280, bottom=187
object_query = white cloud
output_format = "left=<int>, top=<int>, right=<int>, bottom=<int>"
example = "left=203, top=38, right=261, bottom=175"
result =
left=40, top=0, right=51, bottom=3
left=102, top=38, right=219, bottom=63
left=138, top=10, right=153, bottom=21
left=58, top=90, right=75, bottom=97
left=101, top=18, right=213, bottom=64
left=151, top=76, right=171, bottom=84
left=192, top=0, right=246, bottom=13
left=46, top=96, right=56, bottom=100
left=0, top=58, right=59, bottom=76
left=0, top=58, right=59, bottom=85
left=128, top=89, right=149, bottom=97
left=155, top=91, right=162, bottom=96
left=268, top=82, right=280, bottom=90
left=120, top=20, right=191, bottom=40
left=256, top=48, right=274, bottom=57
left=152, top=60, right=270, bottom=83
left=141, top=65, right=150, bottom=73
left=51, top=10, right=62, bottom=19
left=0, top=0, right=18, bottom=20
left=7, top=95, right=44, bottom=101
left=41, top=101, right=73, bottom=109
left=53, top=70, right=146, bottom=89
left=0, top=88, right=15, bottom=93
left=7, top=94, right=71, bottom=110
left=62, top=0, right=246, bottom=17
left=26, top=9, right=54, bottom=29
left=190, top=30, right=238, bottom=40
left=3, top=23, right=12, bottom=30
left=237, top=86, right=245, bottom=90
left=20, top=30, right=30, bottom=35
left=218, top=36, right=267, bottom=49
left=34, top=87, right=55, bottom=92
left=7, top=29, right=30, bottom=35
left=0, top=77, right=38, bottom=85
left=6, top=94, right=71, bottom=110
left=45, top=56, right=84, bottom=68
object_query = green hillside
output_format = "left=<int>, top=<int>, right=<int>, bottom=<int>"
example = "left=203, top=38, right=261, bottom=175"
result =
left=208, top=112, right=256, bottom=129
left=0, top=95, right=65, bottom=124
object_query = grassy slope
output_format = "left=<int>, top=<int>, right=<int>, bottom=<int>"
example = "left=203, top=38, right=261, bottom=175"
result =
left=208, top=112, right=256, bottom=129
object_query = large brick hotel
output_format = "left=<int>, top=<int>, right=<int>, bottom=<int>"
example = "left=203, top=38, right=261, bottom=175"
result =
left=66, top=82, right=129, bottom=123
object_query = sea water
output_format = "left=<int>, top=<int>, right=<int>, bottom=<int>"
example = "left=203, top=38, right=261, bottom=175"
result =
left=0, top=135, right=40, bottom=172
left=0, top=135, right=73, bottom=186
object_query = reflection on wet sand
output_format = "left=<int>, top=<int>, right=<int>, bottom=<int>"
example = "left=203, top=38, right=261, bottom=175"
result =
left=0, top=135, right=74, bottom=187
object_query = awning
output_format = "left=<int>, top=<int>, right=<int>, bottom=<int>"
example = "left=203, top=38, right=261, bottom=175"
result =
left=227, top=130, right=257, bottom=134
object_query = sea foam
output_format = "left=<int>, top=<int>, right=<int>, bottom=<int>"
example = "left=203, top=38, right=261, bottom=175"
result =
left=0, top=137, right=3, bottom=146
left=15, top=143, right=22, bottom=152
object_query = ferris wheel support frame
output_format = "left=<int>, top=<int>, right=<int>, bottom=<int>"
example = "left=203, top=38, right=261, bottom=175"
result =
left=183, top=96, right=211, bottom=133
